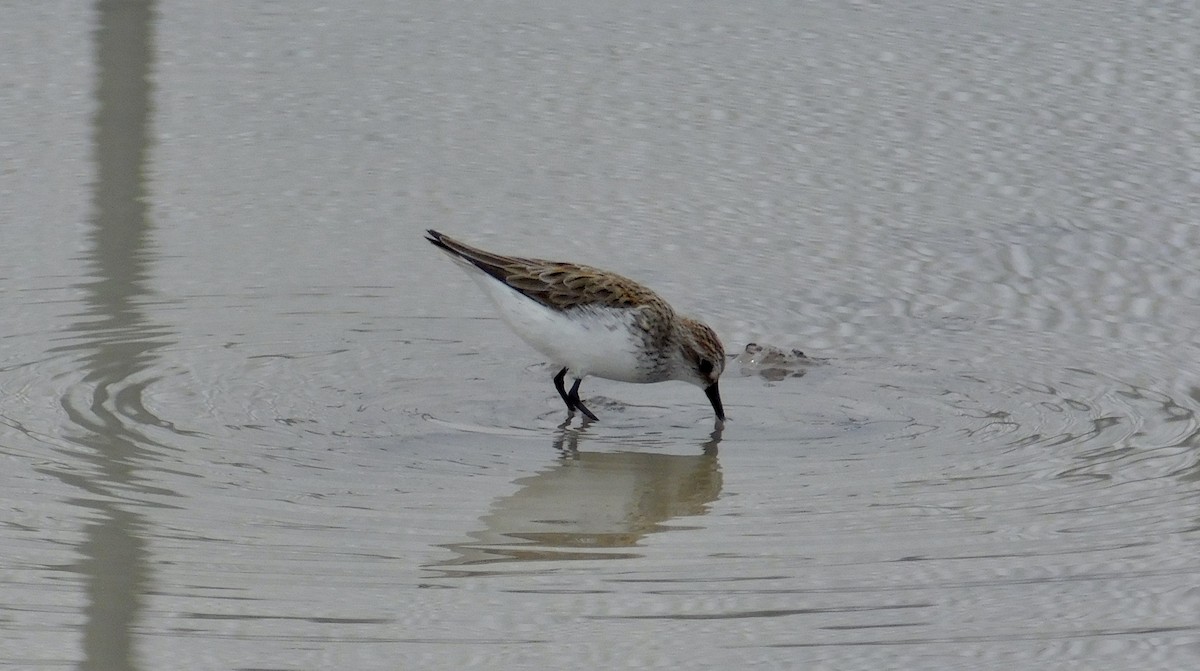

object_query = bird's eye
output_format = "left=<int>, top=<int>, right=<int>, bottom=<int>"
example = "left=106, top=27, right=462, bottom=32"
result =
left=698, top=359, right=714, bottom=376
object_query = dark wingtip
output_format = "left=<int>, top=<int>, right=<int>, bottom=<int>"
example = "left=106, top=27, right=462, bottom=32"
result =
left=425, top=229, right=452, bottom=252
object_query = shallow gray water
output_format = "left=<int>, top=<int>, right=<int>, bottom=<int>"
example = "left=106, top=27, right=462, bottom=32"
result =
left=2, top=1, right=1198, bottom=669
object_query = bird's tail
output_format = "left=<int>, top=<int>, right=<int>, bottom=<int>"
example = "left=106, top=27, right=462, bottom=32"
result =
left=425, top=229, right=529, bottom=284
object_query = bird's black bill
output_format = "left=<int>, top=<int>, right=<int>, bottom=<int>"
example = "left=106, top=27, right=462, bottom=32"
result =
left=705, top=382, right=725, bottom=422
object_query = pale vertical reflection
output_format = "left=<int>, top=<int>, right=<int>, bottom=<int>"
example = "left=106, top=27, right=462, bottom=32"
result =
left=64, top=1, right=160, bottom=670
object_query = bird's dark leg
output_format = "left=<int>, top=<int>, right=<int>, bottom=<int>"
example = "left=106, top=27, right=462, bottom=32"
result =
left=567, top=377, right=599, bottom=421
left=553, top=367, right=573, bottom=412
left=553, top=367, right=599, bottom=420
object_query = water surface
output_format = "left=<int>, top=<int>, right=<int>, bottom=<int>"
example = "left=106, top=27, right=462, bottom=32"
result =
left=1, top=1, right=1197, bottom=669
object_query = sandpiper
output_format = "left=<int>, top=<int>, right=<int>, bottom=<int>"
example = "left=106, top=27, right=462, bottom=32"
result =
left=426, top=230, right=726, bottom=421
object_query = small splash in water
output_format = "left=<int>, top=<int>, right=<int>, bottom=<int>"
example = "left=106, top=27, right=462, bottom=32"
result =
left=733, top=342, right=813, bottom=381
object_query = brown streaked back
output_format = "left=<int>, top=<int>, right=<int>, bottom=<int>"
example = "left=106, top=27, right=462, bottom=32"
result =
left=426, top=229, right=665, bottom=312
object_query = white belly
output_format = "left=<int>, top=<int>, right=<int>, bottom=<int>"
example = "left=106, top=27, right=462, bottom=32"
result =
left=471, top=274, right=655, bottom=382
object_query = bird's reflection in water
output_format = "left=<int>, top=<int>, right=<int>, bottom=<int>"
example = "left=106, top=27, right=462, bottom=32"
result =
left=432, top=422, right=722, bottom=572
